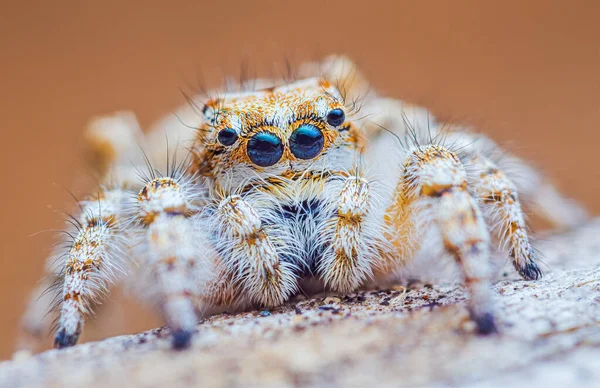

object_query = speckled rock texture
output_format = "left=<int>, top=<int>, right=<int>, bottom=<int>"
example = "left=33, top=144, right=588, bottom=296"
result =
left=2, top=220, right=599, bottom=387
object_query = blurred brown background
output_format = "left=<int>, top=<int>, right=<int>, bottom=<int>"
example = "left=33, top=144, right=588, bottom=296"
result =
left=1, top=0, right=598, bottom=360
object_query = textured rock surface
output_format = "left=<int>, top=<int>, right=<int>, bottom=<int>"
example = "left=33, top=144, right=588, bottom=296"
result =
left=2, top=220, right=600, bottom=387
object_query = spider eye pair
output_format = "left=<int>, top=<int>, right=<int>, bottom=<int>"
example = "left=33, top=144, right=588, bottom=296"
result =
left=246, top=125, right=323, bottom=167
left=216, top=109, right=345, bottom=167
left=217, top=125, right=325, bottom=167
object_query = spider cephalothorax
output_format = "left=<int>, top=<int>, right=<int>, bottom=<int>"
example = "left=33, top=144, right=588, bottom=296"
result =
left=192, top=78, right=363, bottom=191
left=20, top=56, right=587, bottom=352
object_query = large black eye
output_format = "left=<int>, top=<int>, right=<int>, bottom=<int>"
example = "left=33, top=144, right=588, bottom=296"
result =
left=289, top=124, right=324, bottom=160
left=217, top=128, right=238, bottom=146
left=326, top=108, right=345, bottom=127
left=247, top=132, right=284, bottom=167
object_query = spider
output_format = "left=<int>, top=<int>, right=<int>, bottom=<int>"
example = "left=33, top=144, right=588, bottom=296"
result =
left=20, top=55, right=587, bottom=351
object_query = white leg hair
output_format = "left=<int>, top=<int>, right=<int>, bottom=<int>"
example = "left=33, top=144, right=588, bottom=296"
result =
left=207, top=194, right=298, bottom=307
left=317, top=175, right=392, bottom=293
left=364, top=103, right=588, bottom=231
left=439, top=131, right=583, bottom=276
left=53, top=187, right=132, bottom=348
left=464, top=150, right=542, bottom=280
left=385, top=145, right=496, bottom=333
left=133, top=175, right=214, bottom=349
left=19, top=112, right=186, bottom=351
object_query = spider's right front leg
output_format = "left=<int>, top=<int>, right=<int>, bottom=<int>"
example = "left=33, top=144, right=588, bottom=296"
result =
left=211, top=195, right=298, bottom=307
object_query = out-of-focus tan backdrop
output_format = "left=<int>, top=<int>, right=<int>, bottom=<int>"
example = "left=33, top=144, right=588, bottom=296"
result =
left=1, top=1, right=598, bottom=360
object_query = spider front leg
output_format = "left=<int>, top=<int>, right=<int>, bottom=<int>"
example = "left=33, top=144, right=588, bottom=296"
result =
left=386, top=145, right=496, bottom=334
left=317, top=175, right=387, bottom=293
left=210, top=195, right=298, bottom=307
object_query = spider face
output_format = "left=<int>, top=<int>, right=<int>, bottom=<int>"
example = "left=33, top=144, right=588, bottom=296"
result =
left=194, top=78, right=361, bottom=190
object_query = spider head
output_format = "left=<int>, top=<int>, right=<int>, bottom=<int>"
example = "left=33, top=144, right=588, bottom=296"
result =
left=194, top=78, right=361, bottom=187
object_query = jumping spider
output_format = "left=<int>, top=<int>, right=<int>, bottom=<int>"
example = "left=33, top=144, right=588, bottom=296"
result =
left=21, top=56, right=586, bottom=350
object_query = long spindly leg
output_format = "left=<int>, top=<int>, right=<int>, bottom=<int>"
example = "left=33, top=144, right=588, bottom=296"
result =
left=28, top=114, right=147, bottom=349
left=53, top=186, right=133, bottom=348
left=21, top=112, right=168, bottom=351
left=134, top=175, right=217, bottom=349
left=385, top=145, right=496, bottom=334
left=464, top=152, right=542, bottom=280
left=210, top=195, right=298, bottom=307
left=22, top=109, right=204, bottom=351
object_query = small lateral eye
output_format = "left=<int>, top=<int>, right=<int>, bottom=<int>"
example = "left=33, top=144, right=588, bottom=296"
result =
left=326, top=108, right=345, bottom=127
left=217, top=128, right=238, bottom=146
